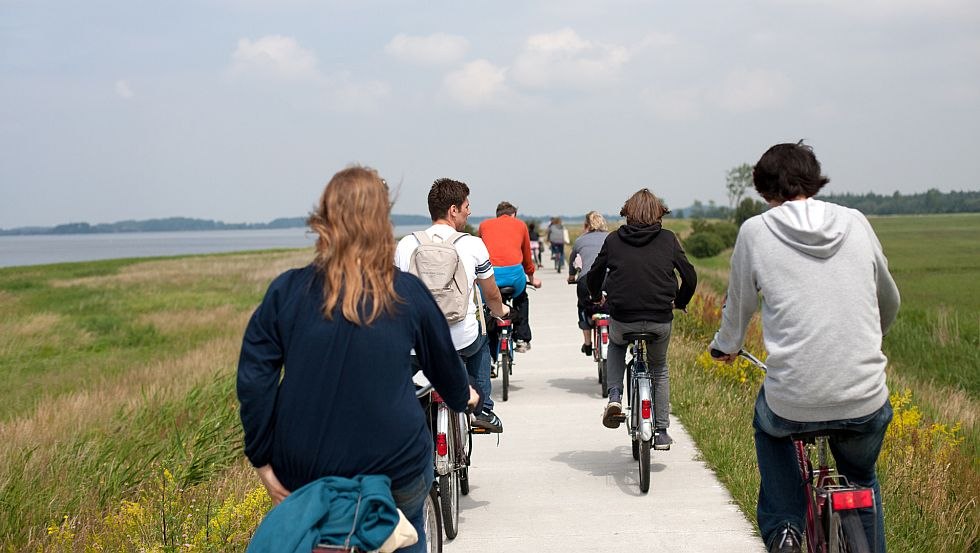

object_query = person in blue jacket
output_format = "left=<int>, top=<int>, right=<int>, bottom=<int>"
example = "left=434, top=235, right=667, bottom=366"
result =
left=237, top=165, right=479, bottom=552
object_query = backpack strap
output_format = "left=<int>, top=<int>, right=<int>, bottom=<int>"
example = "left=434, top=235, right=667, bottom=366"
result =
left=412, top=231, right=433, bottom=245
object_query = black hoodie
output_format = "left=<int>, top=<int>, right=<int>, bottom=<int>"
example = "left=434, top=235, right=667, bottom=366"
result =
left=586, top=222, right=697, bottom=323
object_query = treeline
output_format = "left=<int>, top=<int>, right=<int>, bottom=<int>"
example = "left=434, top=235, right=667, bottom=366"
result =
left=675, top=188, right=980, bottom=219
left=0, top=214, right=434, bottom=236
left=817, top=189, right=980, bottom=215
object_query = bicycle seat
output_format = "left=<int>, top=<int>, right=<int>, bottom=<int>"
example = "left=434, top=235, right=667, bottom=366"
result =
left=498, top=286, right=516, bottom=299
left=790, top=428, right=858, bottom=444
left=623, top=332, right=660, bottom=342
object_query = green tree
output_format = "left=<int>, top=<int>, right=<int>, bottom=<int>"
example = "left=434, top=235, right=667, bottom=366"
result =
left=734, top=197, right=767, bottom=226
left=725, top=163, right=754, bottom=215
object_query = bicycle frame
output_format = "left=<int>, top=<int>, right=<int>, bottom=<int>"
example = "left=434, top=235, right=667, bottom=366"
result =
left=591, top=313, right=609, bottom=363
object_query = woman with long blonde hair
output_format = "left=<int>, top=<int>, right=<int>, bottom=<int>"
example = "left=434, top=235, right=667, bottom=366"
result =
left=568, top=211, right=610, bottom=356
left=237, top=166, right=477, bottom=552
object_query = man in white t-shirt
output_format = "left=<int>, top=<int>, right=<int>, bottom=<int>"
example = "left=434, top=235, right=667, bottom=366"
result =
left=395, top=178, right=510, bottom=433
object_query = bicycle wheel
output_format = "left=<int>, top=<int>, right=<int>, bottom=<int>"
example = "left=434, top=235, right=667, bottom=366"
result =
left=457, top=411, right=471, bottom=496
left=599, top=359, right=608, bottom=398
left=501, top=352, right=511, bottom=401
left=631, top=437, right=640, bottom=460
left=424, top=484, right=443, bottom=553
left=829, top=510, right=872, bottom=553
left=439, top=471, right=460, bottom=539
left=638, top=439, right=651, bottom=493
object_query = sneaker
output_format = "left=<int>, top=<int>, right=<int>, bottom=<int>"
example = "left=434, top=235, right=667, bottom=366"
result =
left=654, top=428, right=673, bottom=450
left=581, top=343, right=593, bottom=357
left=602, top=389, right=624, bottom=429
left=768, top=526, right=802, bottom=553
left=514, top=340, right=530, bottom=353
left=472, top=409, right=503, bottom=433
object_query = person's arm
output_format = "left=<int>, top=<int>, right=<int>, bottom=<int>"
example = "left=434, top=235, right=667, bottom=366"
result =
left=237, top=280, right=286, bottom=470
left=477, top=275, right=509, bottom=318
left=861, top=217, right=901, bottom=335
left=672, top=234, right=698, bottom=310
left=586, top=239, right=609, bottom=300
left=709, top=229, right=757, bottom=357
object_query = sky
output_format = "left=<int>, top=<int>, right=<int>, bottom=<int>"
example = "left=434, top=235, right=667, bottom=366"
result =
left=1, top=0, right=979, bottom=228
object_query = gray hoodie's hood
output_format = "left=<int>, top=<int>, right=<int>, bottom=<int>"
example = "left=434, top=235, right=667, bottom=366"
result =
left=761, top=199, right=849, bottom=259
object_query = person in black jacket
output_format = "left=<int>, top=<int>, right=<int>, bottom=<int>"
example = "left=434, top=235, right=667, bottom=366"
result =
left=586, top=188, right=697, bottom=449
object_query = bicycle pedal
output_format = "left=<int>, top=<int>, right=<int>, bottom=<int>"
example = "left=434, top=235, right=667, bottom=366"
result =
left=470, top=427, right=491, bottom=435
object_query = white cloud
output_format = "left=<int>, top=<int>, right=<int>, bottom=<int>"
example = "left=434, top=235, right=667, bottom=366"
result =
left=114, top=79, right=134, bottom=99
left=510, top=28, right=630, bottom=89
left=385, top=33, right=470, bottom=66
left=230, top=35, right=318, bottom=79
left=644, top=87, right=703, bottom=121
left=443, top=59, right=511, bottom=109
left=712, top=69, right=792, bottom=113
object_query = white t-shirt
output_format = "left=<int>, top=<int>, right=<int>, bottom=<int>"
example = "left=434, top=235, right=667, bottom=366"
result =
left=395, top=223, right=494, bottom=350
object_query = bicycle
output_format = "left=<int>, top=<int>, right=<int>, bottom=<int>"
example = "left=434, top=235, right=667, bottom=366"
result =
left=591, top=312, right=610, bottom=398
left=618, top=332, right=657, bottom=493
left=718, top=349, right=875, bottom=553
left=488, top=286, right=517, bottom=402
left=414, top=382, right=444, bottom=553
left=429, top=388, right=473, bottom=539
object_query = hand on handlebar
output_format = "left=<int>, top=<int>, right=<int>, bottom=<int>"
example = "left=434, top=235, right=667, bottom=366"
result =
left=531, top=277, right=542, bottom=289
left=466, top=385, right=481, bottom=411
left=709, top=347, right=739, bottom=364
left=490, top=304, right=511, bottom=320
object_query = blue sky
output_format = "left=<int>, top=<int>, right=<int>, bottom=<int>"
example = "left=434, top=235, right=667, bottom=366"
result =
left=1, top=0, right=978, bottom=227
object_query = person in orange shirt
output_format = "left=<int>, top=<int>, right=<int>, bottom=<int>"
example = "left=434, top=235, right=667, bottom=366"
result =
left=478, top=201, right=543, bottom=352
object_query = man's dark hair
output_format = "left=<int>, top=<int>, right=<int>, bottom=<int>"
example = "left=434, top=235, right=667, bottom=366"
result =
left=753, top=140, right=830, bottom=203
left=428, top=178, right=469, bottom=221
left=495, top=201, right=517, bottom=217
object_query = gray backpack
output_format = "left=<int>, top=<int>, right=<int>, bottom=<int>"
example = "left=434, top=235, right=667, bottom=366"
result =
left=408, top=231, right=470, bottom=324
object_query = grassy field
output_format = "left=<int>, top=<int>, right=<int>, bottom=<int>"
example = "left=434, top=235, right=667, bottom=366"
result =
left=0, top=249, right=313, bottom=550
left=1, top=213, right=977, bottom=550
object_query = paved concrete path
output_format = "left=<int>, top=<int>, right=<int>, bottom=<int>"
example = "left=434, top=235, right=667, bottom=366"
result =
left=444, top=266, right=765, bottom=552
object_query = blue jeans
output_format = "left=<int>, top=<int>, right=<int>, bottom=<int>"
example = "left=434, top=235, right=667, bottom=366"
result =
left=607, top=319, right=672, bottom=430
left=550, top=243, right=564, bottom=269
left=753, top=387, right=892, bottom=552
left=459, top=333, right=492, bottom=412
left=390, top=471, right=434, bottom=552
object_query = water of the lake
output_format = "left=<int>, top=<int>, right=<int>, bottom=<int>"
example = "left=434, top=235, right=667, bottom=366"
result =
left=0, top=225, right=423, bottom=268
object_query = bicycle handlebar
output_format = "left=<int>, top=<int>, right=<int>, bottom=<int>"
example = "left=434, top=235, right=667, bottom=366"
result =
left=710, top=348, right=768, bottom=372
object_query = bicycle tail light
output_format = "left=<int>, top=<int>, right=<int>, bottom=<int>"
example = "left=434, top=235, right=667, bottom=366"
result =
left=830, top=489, right=874, bottom=510
left=641, top=399, right=652, bottom=420
left=436, top=433, right=448, bottom=457
left=600, top=328, right=609, bottom=344
left=500, top=338, right=508, bottom=351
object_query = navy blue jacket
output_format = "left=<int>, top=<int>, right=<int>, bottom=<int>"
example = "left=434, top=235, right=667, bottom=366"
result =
left=237, top=265, right=470, bottom=491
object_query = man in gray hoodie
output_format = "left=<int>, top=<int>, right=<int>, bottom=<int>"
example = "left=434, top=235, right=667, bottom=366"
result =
left=710, top=141, right=900, bottom=553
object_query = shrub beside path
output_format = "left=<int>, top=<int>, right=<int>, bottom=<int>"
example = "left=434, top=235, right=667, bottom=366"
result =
left=445, top=267, right=764, bottom=552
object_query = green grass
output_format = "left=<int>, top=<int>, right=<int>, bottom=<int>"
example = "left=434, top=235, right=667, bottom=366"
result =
left=0, top=248, right=312, bottom=549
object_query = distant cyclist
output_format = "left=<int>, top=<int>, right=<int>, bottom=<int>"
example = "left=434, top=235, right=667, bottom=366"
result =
left=478, top=201, right=542, bottom=353
left=709, top=141, right=900, bottom=553
left=395, top=178, right=510, bottom=433
left=546, top=217, right=567, bottom=272
left=586, top=189, right=696, bottom=450
left=527, top=220, right=542, bottom=268
left=567, top=211, right=609, bottom=357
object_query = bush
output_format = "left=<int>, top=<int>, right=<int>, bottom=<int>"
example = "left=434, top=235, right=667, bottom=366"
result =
left=683, top=232, right=726, bottom=258
left=689, top=219, right=737, bottom=248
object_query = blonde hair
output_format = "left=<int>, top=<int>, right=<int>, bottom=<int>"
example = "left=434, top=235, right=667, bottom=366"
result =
left=306, top=166, right=399, bottom=325
left=584, top=211, right=608, bottom=232
left=619, top=188, right=670, bottom=226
